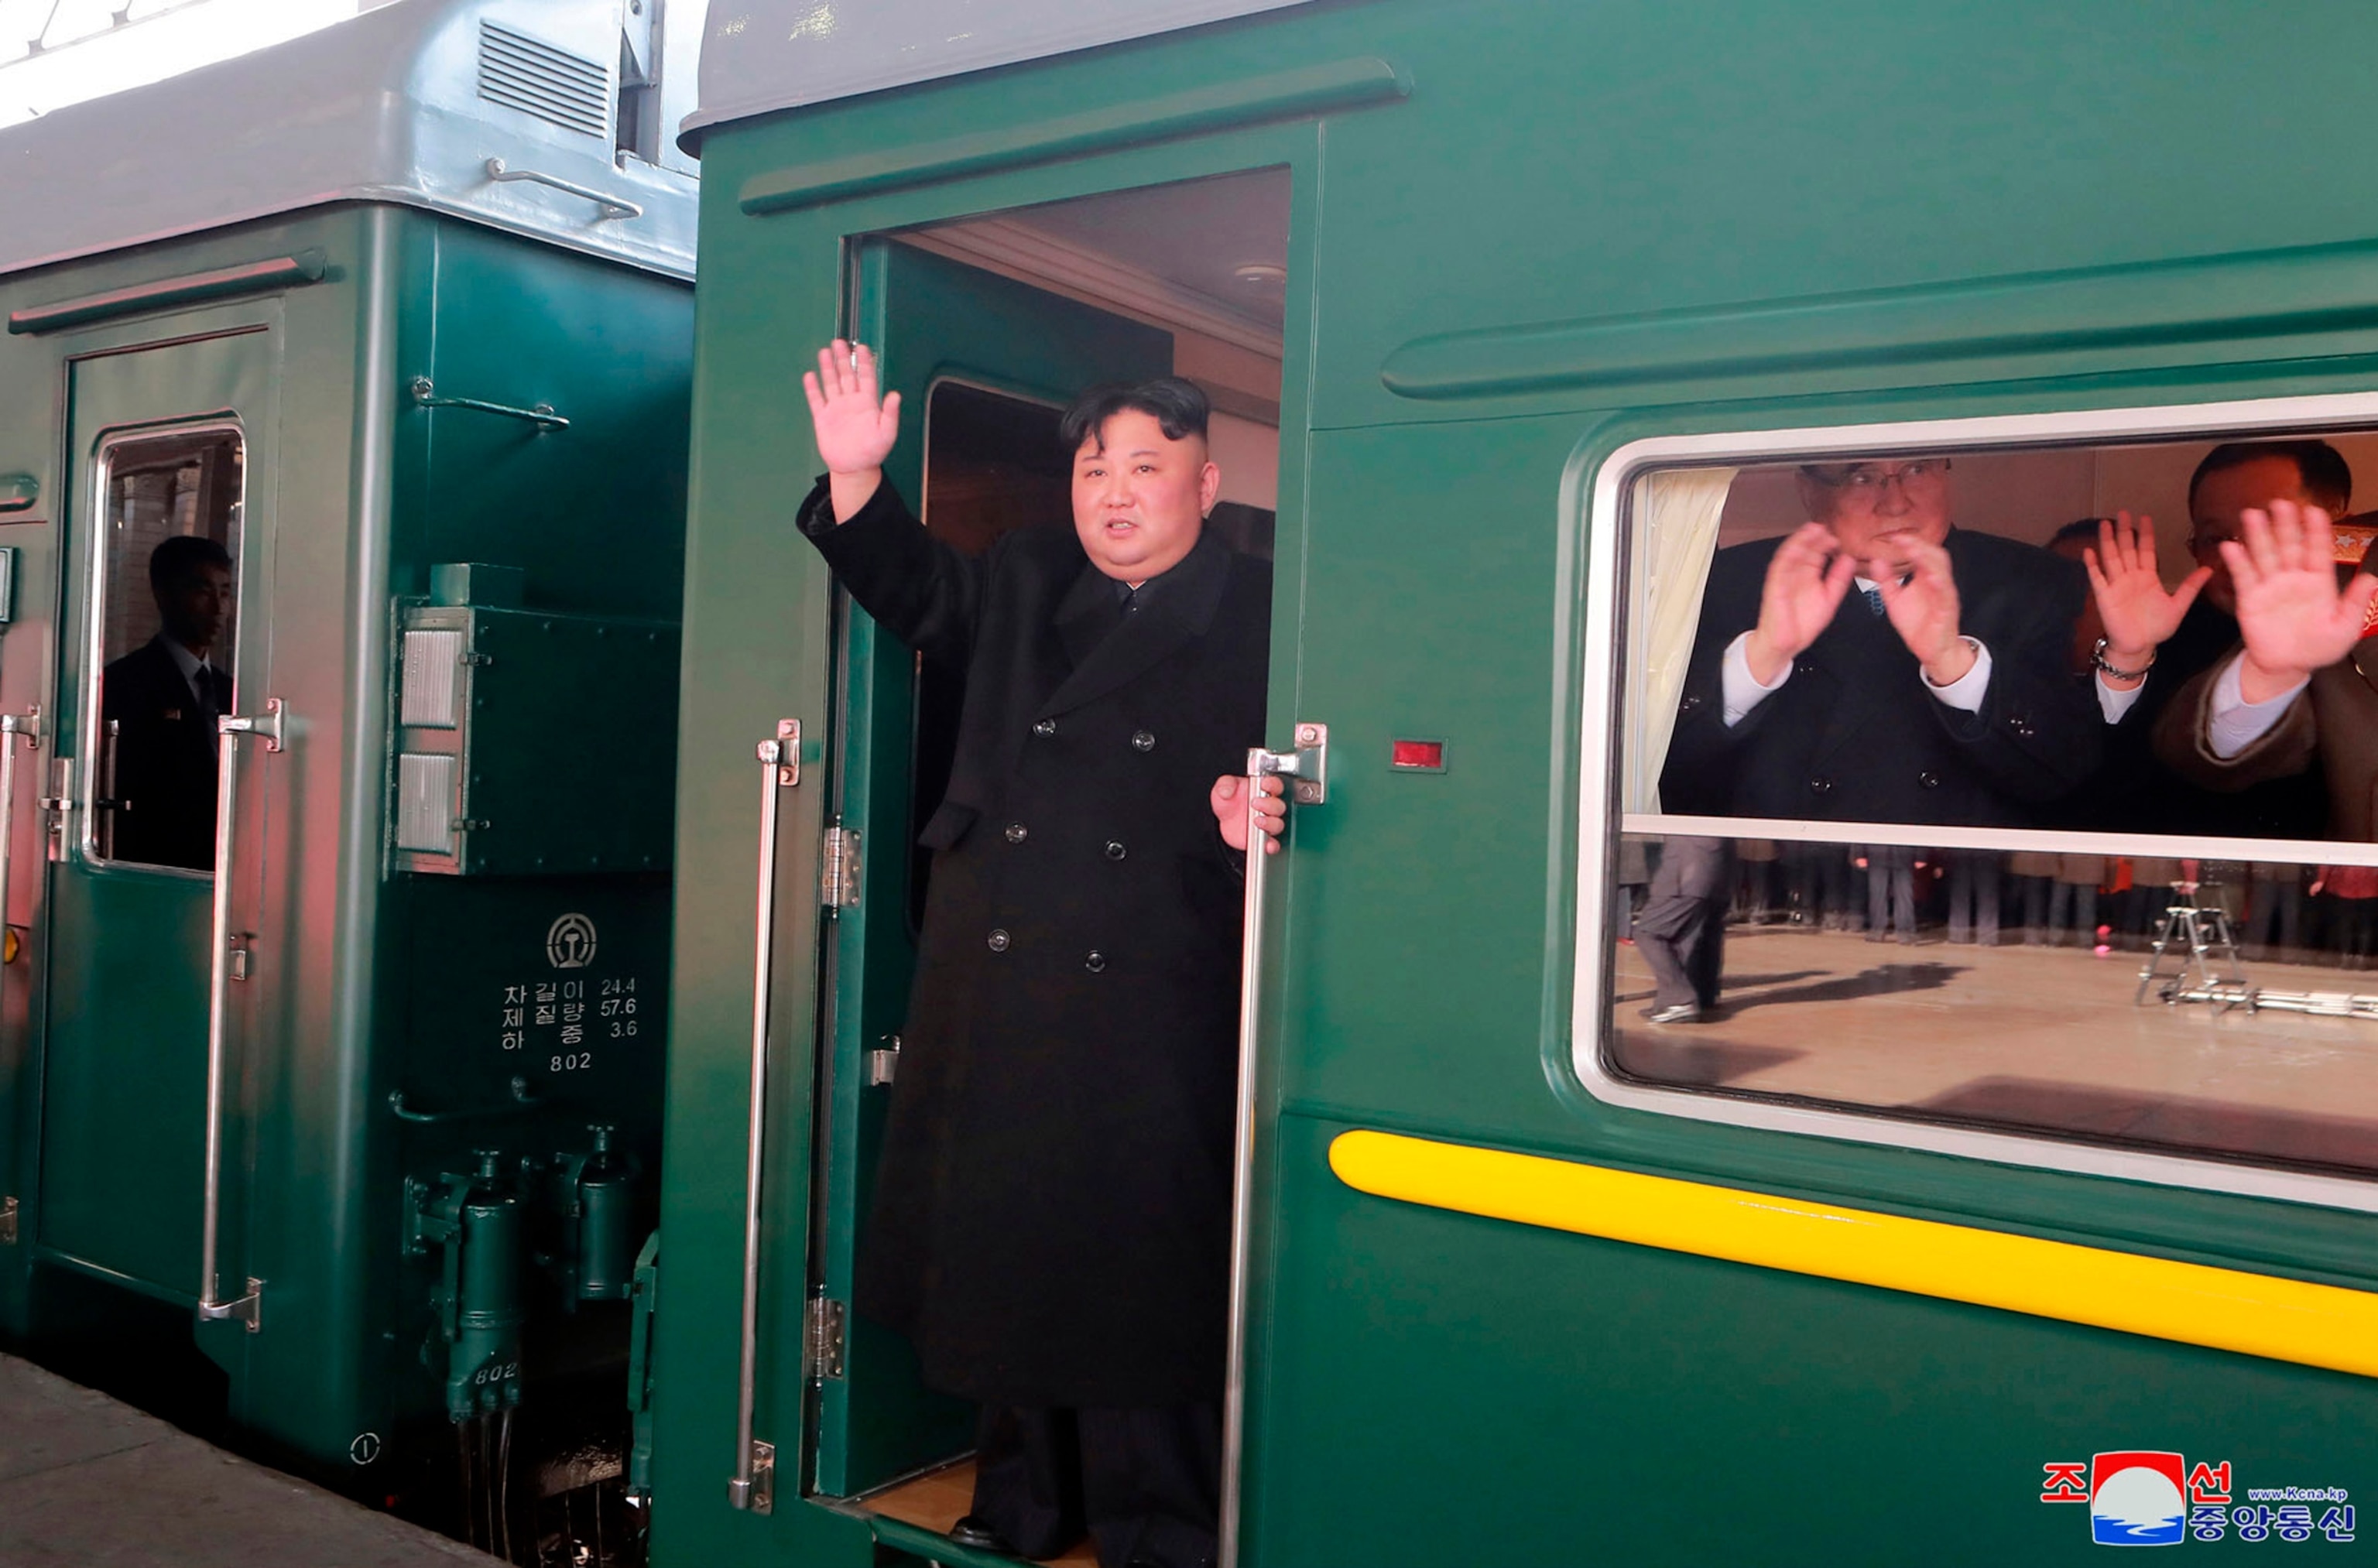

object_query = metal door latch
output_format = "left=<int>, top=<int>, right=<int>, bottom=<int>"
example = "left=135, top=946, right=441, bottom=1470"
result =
left=820, top=826, right=861, bottom=909
left=805, top=1296, right=847, bottom=1381
left=867, top=1034, right=900, bottom=1087
left=1253, top=722, right=1329, bottom=805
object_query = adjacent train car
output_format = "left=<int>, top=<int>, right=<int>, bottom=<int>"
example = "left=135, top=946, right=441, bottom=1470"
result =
left=653, top=2, right=2378, bottom=1564
left=0, top=2, right=700, bottom=1557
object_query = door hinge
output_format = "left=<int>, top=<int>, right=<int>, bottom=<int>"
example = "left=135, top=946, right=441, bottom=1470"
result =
left=804, top=1296, right=846, bottom=1381
left=0, top=1195, right=16, bottom=1245
left=820, top=826, right=861, bottom=910
left=866, top=1034, right=900, bottom=1087
left=746, top=1438, right=775, bottom=1515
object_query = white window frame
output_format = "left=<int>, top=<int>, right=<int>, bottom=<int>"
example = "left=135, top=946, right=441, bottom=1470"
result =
left=1572, top=389, right=2378, bottom=1215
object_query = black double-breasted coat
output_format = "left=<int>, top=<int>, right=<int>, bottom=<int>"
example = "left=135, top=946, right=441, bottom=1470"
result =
left=1660, top=529, right=2101, bottom=826
left=101, top=635, right=230, bottom=870
left=797, top=477, right=1270, bottom=1408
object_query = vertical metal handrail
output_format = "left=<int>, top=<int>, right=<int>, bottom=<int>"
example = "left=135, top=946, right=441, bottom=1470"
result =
left=197, top=697, right=283, bottom=1330
left=1219, top=723, right=1326, bottom=1568
left=729, top=720, right=799, bottom=1513
left=0, top=707, right=40, bottom=1066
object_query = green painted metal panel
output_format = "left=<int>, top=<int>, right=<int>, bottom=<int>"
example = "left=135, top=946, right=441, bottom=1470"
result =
left=810, top=241, right=1174, bottom=1498
left=39, top=324, right=279, bottom=1303
left=670, top=3, right=2378, bottom=1563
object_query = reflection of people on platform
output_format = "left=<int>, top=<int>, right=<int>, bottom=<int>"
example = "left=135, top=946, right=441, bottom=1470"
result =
left=1633, top=837, right=1730, bottom=1023
left=1660, top=458, right=2102, bottom=827
left=101, top=536, right=233, bottom=871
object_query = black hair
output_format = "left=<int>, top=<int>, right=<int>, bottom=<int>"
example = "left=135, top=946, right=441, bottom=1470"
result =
left=2188, top=440, right=2352, bottom=515
left=2048, top=517, right=2114, bottom=549
left=149, top=533, right=232, bottom=591
left=1059, top=375, right=1211, bottom=454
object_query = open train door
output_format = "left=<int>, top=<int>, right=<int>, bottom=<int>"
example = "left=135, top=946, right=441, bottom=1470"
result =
left=806, top=240, right=1174, bottom=1497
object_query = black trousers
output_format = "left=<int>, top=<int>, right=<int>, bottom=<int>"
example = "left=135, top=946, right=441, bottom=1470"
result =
left=970, top=1402, right=1221, bottom=1568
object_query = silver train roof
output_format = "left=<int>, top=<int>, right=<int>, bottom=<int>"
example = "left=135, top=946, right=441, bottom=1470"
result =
left=682, top=0, right=1315, bottom=146
left=0, top=0, right=701, bottom=283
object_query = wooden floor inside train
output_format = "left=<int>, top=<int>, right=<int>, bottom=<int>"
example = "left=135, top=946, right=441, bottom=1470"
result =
left=1611, top=923, right=2378, bottom=1168
left=867, top=1460, right=1100, bottom=1566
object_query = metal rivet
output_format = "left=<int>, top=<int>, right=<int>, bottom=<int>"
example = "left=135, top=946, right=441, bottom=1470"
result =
left=1104, top=840, right=1126, bottom=861
left=1131, top=730, right=1155, bottom=752
left=987, top=929, right=1010, bottom=953
left=1084, top=951, right=1106, bottom=973
left=1005, top=823, right=1028, bottom=844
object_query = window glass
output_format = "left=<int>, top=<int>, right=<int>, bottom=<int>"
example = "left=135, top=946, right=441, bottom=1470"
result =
left=90, top=428, right=243, bottom=871
left=1605, top=428, right=2378, bottom=1179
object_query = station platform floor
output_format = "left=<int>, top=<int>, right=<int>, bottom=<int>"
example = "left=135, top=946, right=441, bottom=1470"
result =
left=0, top=1352, right=488, bottom=1567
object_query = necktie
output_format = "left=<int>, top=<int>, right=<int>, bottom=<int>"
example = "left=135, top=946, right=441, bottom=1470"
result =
left=194, top=663, right=221, bottom=721
left=1862, top=586, right=1886, bottom=618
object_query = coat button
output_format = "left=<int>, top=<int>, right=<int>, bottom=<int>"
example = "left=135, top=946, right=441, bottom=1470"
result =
left=1131, top=730, right=1156, bottom=751
left=1677, top=694, right=1703, bottom=716
left=1104, top=840, right=1126, bottom=861
left=1005, top=823, right=1028, bottom=844
left=1809, top=776, right=1832, bottom=794
left=987, top=929, right=1010, bottom=953
left=1084, top=951, right=1106, bottom=973
left=1918, top=772, right=1941, bottom=789
left=1033, top=718, right=1057, bottom=737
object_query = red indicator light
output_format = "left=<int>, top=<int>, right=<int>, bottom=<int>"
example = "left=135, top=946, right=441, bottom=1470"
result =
left=1391, top=739, right=1445, bottom=771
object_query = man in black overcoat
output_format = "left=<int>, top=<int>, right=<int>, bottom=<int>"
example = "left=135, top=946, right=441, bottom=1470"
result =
left=101, top=534, right=236, bottom=870
left=1660, top=458, right=2103, bottom=831
left=797, top=340, right=1280, bottom=1568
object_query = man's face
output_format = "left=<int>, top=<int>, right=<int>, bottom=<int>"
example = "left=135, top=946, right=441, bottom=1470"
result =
left=159, top=563, right=231, bottom=654
left=2191, top=454, right=2323, bottom=618
left=1797, top=458, right=1954, bottom=570
left=1070, top=409, right=1220, bottom=584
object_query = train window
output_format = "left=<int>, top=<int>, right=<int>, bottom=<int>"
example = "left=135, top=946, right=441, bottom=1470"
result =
left=85, top=426, right=244, bottom=873
left=1586, top=406, right=2378, bottom=1193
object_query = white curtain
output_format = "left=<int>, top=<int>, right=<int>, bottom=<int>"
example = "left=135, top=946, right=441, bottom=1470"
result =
left=1626, top=467, right=1737, bottom=813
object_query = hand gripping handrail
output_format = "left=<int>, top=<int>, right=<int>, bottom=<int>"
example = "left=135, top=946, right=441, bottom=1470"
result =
left=197, top=698, right=283, bottom=1330
left=1219, top=722, right=1326, bottom=1568
left=728, top=721, right=799, bottom=1513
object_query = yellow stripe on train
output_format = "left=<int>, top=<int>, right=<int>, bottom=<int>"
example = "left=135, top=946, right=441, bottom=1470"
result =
left=1328, top=1128, right=2378, bottom=1378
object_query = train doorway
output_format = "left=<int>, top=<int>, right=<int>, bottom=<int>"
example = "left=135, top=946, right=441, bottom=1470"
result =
left=808, top=170, right=1290, bottom=1543
left=39, top=328, right=279, bottom=1317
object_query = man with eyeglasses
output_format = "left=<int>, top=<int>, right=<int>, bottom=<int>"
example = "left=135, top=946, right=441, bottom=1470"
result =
left=1660, top=456, right=2106, bottom=837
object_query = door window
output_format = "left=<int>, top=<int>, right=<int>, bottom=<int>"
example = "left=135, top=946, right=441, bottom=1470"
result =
left=84, top=426, right=244, bottom=871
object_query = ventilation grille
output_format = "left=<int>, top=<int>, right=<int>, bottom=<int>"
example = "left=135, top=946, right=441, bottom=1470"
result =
left=400, top=628, right=464, bottom=728
left=396, top=754, right=459, bottom=855
left=478, top=21, right=608, bottom=139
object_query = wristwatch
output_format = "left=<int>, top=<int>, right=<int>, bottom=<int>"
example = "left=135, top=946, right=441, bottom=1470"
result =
left=2092, top=636, right=2153, bottom=682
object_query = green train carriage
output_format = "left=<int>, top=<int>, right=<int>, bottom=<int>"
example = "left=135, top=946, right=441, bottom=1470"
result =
left=653, top=2, right=2378, bottom=1564
left=0, top=1, right=701, bottom=1554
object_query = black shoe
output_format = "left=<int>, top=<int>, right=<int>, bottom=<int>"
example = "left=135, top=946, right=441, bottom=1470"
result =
left=947, top=1515, right=1019, bottom=1556
left=1641, top=1001, right=1701, bottom=1025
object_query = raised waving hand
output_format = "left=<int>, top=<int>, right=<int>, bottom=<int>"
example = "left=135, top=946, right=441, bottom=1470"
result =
left=2083, top=512, right=2208, bottom=681
left=1872, top=536, right=1975, bottom=686
left=1742, top=522, right=1857, bottom=684
left=801, top=339, right=902, bottom=522
left=2224, top=499, right=2378, bottom=702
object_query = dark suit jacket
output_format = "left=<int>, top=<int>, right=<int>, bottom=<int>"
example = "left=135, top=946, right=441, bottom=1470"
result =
left=2153, top=638, right=2378, bottom=840
left=797, top=476, right=1270, bottom=1406
left=100, top=636, right=228, bottom=871
left=1660, top=529, right=2099, bottom=827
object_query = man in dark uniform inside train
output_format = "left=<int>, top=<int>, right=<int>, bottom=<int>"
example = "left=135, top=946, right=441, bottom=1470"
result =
left=797, top=339, right=1280, bottom=1568
left=1662, top=456, right=2109, bottom=827
left=100, top=534, right=235, bottom=871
